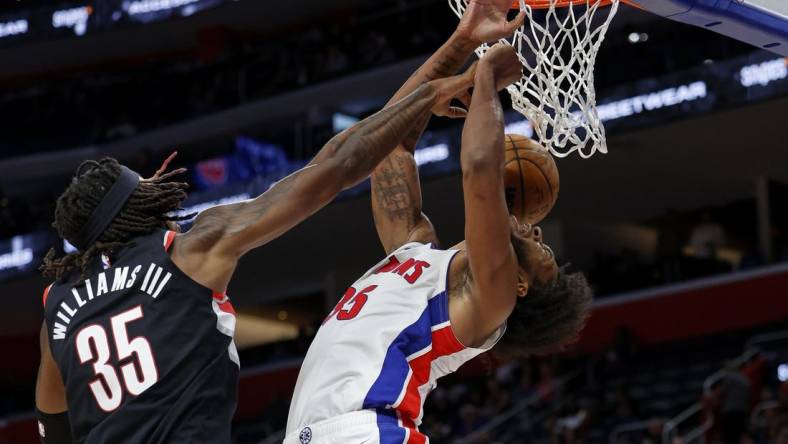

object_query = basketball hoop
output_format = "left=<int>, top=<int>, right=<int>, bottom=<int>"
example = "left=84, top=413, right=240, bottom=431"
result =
left=449, top=0, right=624, bottom=158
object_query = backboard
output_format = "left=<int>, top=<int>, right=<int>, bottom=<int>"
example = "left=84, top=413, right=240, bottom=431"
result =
left=631, top=0, right=788, bottom=56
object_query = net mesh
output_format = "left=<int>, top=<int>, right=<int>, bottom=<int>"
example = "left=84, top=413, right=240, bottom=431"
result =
left=448, top=0, right=620, bottom=158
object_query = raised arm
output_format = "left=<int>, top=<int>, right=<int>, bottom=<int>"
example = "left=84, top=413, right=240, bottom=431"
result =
left=452, top=44, right=524, bottom=347
left=172, top=76, right=473, bottom=291
left=371, top=0, right=525, bottom=253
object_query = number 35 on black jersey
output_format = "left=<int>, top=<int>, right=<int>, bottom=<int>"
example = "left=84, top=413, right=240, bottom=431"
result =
left=43, top=230, right=239, bottom=444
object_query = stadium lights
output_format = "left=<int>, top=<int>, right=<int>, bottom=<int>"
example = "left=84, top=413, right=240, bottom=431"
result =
left=332, top=113, right=359, bottom=133
left=627, top=32, right=648, bottom=44
left=414, top=144, right=450, bottom=167
left=504, top=119, right=535, bottom=138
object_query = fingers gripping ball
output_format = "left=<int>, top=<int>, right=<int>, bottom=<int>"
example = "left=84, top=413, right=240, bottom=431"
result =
left=504, top=134, right=559, bottom=224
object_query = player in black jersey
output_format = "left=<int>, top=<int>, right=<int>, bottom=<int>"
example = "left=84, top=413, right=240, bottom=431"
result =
left=34, top=71, right=477, bottom=444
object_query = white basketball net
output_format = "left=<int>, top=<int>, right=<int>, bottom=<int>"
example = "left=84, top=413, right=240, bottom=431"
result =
left=449, top=0, right=620, bottom=158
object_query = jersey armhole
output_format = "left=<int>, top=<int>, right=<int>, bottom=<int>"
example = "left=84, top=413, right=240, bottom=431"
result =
left=42, top=283, right=54, bottom=308
left=163, top=230, right=177, bottom=252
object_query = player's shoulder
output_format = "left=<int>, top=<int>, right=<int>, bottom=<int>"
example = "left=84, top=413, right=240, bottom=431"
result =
left=119, top=229, right=175, bottom=258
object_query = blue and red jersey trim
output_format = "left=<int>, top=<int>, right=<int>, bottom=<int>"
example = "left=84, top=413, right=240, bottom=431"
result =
left=362, top=290, right=465, bottom=443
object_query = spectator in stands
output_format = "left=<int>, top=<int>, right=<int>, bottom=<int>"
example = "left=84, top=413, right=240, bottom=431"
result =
left=772, top=226, right=788, bottom=263
left=776, top=382, right=788, bottom=422
left=482, top=379, right=511, bottom=418
left=422, top=388, right=453, bottom=441
left=717, top=364, right=752, bottom=444
left=738, top=238, right=765, bottom=270
left=554, top=400, right=588, bottom=444
left=772, top=406, right=788, bottom=444
left=537, top=360, right=559, bottom=404
left=322, top=41, right=350, bottom=77
left=776, top=424, right=788, bottom=444
left=454, top=404, right=487, bottom=438
left=686, top=211, right=726, bottom=260
left=604, top=390, right=640, bottom=436
left=655, top=209, right=684, bottom=282
left=741, top=353, right=769, bottom=410
left=513, top=361, right=537, bottom=402
left=603, top=327, right=639, bottom=381
left=641, top=418, right=665, bottom=444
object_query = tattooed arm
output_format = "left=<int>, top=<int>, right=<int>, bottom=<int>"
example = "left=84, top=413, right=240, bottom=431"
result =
left=369, top=36, right=475, bottom=254
left=371, top=0, right=525, bottom=253
left=171, top=78, right=472, bottom=292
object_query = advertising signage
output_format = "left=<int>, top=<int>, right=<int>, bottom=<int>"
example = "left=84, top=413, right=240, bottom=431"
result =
left=0, top=232, right=50, bottom=282
left=98, top=0, right=224, bottom=25
left=0, top=14, right=30, bottom=41
left=503, top=51, right=788, bottom=136
left=0, top=0, right=226, bottom=45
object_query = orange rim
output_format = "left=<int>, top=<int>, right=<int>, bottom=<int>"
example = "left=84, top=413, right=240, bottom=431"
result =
left=511, top=0, right=634, bottom=9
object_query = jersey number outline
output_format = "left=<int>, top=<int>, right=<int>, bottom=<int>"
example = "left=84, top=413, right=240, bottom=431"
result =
left=324, top=285, right=378, bottom=323
left=75, top=305, right=159, bottom=412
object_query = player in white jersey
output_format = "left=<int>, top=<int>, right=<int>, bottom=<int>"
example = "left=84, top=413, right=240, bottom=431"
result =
left=286, top=1, right=593, bottom=442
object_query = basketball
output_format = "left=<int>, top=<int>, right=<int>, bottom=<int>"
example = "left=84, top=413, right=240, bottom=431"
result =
left=503, top=134, right=560, bottom=224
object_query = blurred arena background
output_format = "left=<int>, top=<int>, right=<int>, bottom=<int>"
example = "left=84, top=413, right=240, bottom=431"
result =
left=0, top=0, right=787, bottom=443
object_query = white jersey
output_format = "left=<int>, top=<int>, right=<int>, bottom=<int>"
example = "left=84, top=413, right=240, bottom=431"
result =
left=287, top=243, right=504, bottom=443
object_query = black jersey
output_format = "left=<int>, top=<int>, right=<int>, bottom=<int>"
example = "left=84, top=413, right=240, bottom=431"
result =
left=43, top=230, right=239, bottom=444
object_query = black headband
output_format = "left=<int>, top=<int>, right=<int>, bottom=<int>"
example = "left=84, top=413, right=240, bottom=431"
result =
left=71, top=166, right=140, bottom=251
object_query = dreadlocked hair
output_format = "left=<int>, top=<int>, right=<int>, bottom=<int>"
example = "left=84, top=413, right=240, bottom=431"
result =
left=41, top=157, right=193, bottom=281
left=502, top=266, right=593, bottom=355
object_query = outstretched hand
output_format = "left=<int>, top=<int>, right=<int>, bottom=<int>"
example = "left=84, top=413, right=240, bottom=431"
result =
left=457, top=0, right=526, bottom=44
left=429, top=62, right=477, bottom=118
left=478, top=43, right=522, bottom=91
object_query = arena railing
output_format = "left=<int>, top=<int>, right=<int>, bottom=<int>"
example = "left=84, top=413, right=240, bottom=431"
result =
left=455, top=366, right=585, bottom=444
left=701, top=348, right=760, bottom=394
left=745, top=330, right=788, bottom=350
left=701, top=328, right=788, bottom=395
left=664, top=327, right=788, bottom=443
left=749, top=399, right=779, bottom=435
left=609, top=420, right=652, bottom=444
left=662, top=403, right=710, bottom=444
